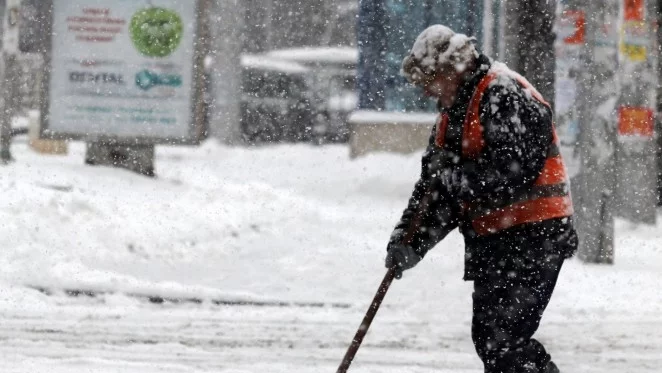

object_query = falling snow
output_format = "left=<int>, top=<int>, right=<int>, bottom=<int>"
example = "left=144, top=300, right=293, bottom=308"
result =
left=0, top=1, right=660, bottom=372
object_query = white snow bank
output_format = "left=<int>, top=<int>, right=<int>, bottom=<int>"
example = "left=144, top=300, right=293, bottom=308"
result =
left=267, top=47, right=358, bottom=65
left=0, top=139, right=660, bottom=326
left=240, top=54, right=310, bottom=74
left=0, top=140, right=420, bottom=308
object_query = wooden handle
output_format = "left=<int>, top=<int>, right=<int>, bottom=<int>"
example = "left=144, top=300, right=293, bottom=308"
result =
left=336, top=190, right=433, bottom=372
left=335, top=267, right=396, bottom=373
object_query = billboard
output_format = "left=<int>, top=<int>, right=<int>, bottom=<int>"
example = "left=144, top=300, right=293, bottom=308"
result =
left=553, top=8, right=585, bottom=146
left=40, top=0, right=208, bottom=144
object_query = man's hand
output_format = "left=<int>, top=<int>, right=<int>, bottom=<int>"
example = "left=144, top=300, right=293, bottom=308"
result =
left=385, top=242, right=422, bottom=279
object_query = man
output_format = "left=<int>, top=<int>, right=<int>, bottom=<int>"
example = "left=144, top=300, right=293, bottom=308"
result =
left=384, top=25, right=578, bottom=373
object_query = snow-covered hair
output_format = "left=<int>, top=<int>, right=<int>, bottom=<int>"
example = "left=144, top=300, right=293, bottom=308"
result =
left=401, top=25, right=479, bottom=84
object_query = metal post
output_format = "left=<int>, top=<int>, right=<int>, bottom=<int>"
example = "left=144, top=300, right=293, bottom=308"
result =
left=357, top=0, right=387, bottom=111
left=208, top=0, right=243, bottom=144
left=500, top=0, right=519, bottom=69
left=573, top=0, right=618, bottom=263
left=0, top=56, right=11, bottom=164
left=613, top=0, right=658, bottom=225
left=0, top=0, right=19, bottom=164
left=482, top=0, right=494, bottom=57
left=658, top=0, right=662, bottom=204
left=501, top=0, right=556, bottom=106
left=466, top=0, right=478, bottom=37
left=265, top=0, right=273, bottom=48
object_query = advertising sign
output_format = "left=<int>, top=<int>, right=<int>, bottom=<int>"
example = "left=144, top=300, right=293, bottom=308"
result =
left=624, top=0, right=644, bottom=21
left=41, top=0, right=208, bottom=144
left=557, top=10, right=585, bottom=45
left=618, top=106, right=654, bottom=137
left=621, top=21, right=649, bottom=62
left=554, top=8, right=585, bottom=146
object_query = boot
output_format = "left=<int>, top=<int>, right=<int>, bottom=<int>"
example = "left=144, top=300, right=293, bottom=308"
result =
left=545, top=361, right=560, bottom=373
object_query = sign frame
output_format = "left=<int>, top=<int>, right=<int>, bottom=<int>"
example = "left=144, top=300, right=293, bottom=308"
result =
left=38, top=0, right=210, bottom=145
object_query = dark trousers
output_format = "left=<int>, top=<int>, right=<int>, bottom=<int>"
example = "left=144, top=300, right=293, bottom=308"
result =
left=471, top=252, right=564, bottom=373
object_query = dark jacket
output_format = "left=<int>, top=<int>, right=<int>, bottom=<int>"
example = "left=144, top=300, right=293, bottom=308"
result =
left=390, top=55, right=578, bottom=280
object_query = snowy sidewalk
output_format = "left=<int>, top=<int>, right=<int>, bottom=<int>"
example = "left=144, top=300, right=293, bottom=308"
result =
left=0, top=141, right=661, bottom=372
left=0, top=292, right=660, bottom=372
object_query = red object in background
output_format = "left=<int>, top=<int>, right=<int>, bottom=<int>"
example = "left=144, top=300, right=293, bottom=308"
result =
left=624, top=0, right=644, bottom=21
left=562, top=10, right=585, bottom=44
left=618, top=106, right=654, bottom=137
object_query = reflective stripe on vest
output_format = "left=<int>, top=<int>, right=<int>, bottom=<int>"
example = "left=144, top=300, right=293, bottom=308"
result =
left=462, top=69, right=574, bottom=236
left=435, top=112, right=450, bottom=148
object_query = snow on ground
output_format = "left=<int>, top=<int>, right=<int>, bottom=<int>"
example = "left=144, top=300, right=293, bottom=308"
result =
left=0, top=139, right=660, bottom=372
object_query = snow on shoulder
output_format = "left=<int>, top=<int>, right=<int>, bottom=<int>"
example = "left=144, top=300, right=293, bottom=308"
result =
left=488, top=61, right=546, bottom=103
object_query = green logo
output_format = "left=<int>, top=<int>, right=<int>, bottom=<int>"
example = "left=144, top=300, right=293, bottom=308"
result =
left=135, top=70, right=183, bottom=91
left=129, top=7, right=183, bottom=58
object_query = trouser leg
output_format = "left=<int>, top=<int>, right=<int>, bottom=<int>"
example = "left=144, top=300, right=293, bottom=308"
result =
left=471, top=253, right=564, bottom=373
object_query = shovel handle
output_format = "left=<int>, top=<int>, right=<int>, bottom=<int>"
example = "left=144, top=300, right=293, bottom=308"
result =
left=335, top=267, right=396, bottom=373
left=336, top=191, right=433, bottom=372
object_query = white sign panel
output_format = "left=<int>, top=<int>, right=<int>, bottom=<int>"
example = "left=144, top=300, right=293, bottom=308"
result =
left=45, top=0, right=202, bottom=142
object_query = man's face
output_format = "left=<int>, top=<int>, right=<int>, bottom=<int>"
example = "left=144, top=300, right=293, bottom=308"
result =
left=421, top=67, right=462, bottom=108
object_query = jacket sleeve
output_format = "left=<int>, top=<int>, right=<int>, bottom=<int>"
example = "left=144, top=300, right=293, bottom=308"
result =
left=389, top=126, right=459, bottom=257
left=458, top=78, right=553, bottom=201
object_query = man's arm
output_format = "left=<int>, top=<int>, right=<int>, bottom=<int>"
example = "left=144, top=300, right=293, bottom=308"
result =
left=458, top=79, right=553, bottom=201
left=389, top=128, right=459, bottom=258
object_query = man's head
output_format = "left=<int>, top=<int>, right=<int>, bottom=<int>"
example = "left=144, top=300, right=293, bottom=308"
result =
left=401, top=25, right=479, bottom=107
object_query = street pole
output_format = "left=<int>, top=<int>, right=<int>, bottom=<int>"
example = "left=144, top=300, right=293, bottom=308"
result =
left=502, top=0, right=621, bottom=263
left=208, top=0, right=243, bottom=144
left=482, top=0, right=494, bottom=57
left=0, top=0, right=19, bottom=164
left=564, top=0, right=659, bottom=264
left=0, top=54, right=11, bottom=164
left=265, top=0, right=273, bottom=48
left=658, top=0, right=662, bottom=204
left=501, top=0, right=556, bottom=107
left=572, top=0, right=620, bottom=263
left=613, top=0, right=658, bottom=225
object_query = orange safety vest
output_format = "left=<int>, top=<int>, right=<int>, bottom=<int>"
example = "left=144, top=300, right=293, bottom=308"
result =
left=436, top=68, right=574, bottom=236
